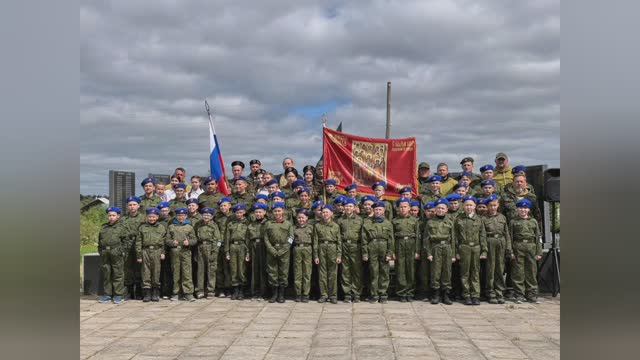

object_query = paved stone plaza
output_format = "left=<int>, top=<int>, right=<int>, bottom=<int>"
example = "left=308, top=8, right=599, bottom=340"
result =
left=80, top=295, right=559, bottom=360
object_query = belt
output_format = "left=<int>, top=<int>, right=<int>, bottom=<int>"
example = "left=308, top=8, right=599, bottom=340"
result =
left=102, top=246, right=117, bottom=250
left=295, top=243, right=310, bottom=247
left=464, top=242, right=478, bottom=246
left=371, top=238, right=386, bottom=242
left=487, top=234, right=503, bottom=238
left=343, top=239, right=358, bottom=244
left=143, top=245, right=159, bottom=249
left=439, top=241, right=447, bottom=245
left=251, top=238, right=262, bottom=243
left=200, top=241, right=213, bottom=245
left=515, top=238, right=534, bottom=243
left=396, top=236, right=415, bottom=240
left=230, top=241, right=243, bottom=245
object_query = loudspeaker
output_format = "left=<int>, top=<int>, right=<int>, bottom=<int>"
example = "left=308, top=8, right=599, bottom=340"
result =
left=83, top=254, right=104, bottom=295
left=544, top=168, right=560, bottom=202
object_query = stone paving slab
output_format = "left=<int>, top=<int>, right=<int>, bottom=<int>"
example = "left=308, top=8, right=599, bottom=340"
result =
left=81, top=295, right=559, bottom=359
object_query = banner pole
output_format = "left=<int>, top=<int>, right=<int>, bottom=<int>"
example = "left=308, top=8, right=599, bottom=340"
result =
left=322, top=114, right=327, bottom=204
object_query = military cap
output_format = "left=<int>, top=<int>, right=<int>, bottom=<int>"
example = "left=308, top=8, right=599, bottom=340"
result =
left=333, top=195, right=346, bottom=205
left=324, top=179, right=337, bottom=186
left=423, top=201, right=436, bottom=210
left=252, top=203, right=268, bottom=211
left=361, top=195, right=377, bottom=203
left=512, top=165, right=527, bottom=175
left=232, top=204, right=247, bottom=212
left=126, top=196, right=141, bottom=204
left=485, top=194, right=499, bottom=203
left=399, top=186, right=413, bottom=194
left=445, top=193, right=462, bottom=202
left=174, top=183, right=187, bottom=190
left=249, top=159, right=261, bottom=165
left=157, top=201, right=171, bottom=209
left=459, top=172, right=473, bottom=179
left=371, top=181, right=387, bottom=190
left=434, top=198, right=450, bottom=207
left=265, top=179, right=279, bottom=187
left=270, top=191, right=286, bottom=199
left=271, top=202, right=286, bottom=210
left=203, top=176, right=216, bottom=185
left=106, top=207, right=122, bottom=214
left=372, top=201, right=386, bottom=209
left=343, top=198, right=357, bottom=206
left=477, top=198, right=487, bottom=205
left=146, top=207, right=160, bottom=215
left=481, top=179, right=496, bottom=188
left=410, top=200, right=421, bottom=208
left=479, top=164, right=494, bottom=173
left=200, top=207, right=216, bottom=215
left=495, top=152, right=508, bottom=160
left=460, top=157, right=474, bottom=165
left=463, top=196, right=478, bottom=204
left=233, top=176, right=249, bottom=184
left=218, top=197, right=232, bottom=205
left=255, top=194, right=269, bottom=202
left=311, top=200, right=324, bottom=210
left=396, top=198, right=410, bottom=206
left=516, top=198, right=533, bottom=208
left=292, top=179, right=306, bottom=188
left=345, top=183, right=358, bottom=192
left=140, top=177, right=155, bottom=187
left=186, top=198, right=199, bottom=205
left=296, top=208, right=310, bottom=217
left=231, top=160, right=245, bottom=168
left=453, top=184, right=467, bottom=191
left=419, top=162, right=430, bottom=169
left=323, top=204, right=335, bottom=212
left=297, top=187, right=310, bottom=195
left=426, top=175, right=443, bottom=183
left=175, top=208, right=188, bottom=215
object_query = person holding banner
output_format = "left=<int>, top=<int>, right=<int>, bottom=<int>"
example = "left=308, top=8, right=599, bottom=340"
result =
left=362, top=202, right=394, bottom=303
left=313, top=205, right=342, bottom=304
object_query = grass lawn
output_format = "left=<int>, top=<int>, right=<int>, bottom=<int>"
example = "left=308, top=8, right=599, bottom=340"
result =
left=81, top=244, right=98, bottom=257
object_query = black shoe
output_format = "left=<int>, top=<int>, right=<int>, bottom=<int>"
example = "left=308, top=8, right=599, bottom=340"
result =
left=442, top=292, right=453, bottom=305
left=237, top=288, right=244, bottom=300
left=277, top=287, right=285, bottom=303
left=301, top=295, right=309, bottom=303
left=380, top=297, right=388, bottom=304
left=367, top=296, right=377, bottom=303
left=406, top=296, right=413, bottom=302
left=472, top=298, right=480, bottom=305
left=343, top=295, right=352, bottom=303
left=430, top=293, right=440, bottom=304
left=230, top=287, right=238, bottom=300
left=151, top=288, right=160, bottom=302
left=497, top=298, right=505, bottom=304
left=142, top=288, right=151, bottom=302
left=318, top=296, right=327, bottom=303
left=330, top=297, right=338, bottom=304
left=352, top=296, right=360, bottom=303
left=399, top=296, right=407, bottom=303
left=464, top=297, right=473, bottom=306
left=488, top=298, right=498, bottom=304
left=294, top=295, right=300, bottom=302
left=269, top=287, right=278, bottom=303
left=135, top=285, right=144, bottom=300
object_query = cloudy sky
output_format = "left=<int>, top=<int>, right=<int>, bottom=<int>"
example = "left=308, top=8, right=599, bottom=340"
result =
left=80, top=0, right=559, bottom=195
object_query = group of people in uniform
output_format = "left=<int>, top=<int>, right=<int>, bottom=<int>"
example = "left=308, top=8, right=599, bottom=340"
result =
left=97, top=152, right=544, bottom=306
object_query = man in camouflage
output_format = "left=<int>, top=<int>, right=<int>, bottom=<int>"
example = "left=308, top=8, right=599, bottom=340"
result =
left=136, top=207, right=167, bottom=302
left=417, top=162, right=431, bottom=195
left=197, top=176, right=224, bottom=209
left=139, top=177, right=161, bottom=212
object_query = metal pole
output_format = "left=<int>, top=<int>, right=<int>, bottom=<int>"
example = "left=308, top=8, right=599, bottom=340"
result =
left=386, top=81, right=391, bottom=139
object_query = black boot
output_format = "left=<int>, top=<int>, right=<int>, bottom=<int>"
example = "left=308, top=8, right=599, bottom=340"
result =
left=232, top=287, right=240, bottom=300
left=269, top=287, right=278, bottom=303
left=124, top=285, right=134, bottom=300
left=135, top=284, right=144, bottom=300
left=277, top=286, right=285, bottom=303
left=430, top=289, right=440, bottom=304
left=237, top=287, right=244, bottom=300
left=142, top=288, right=151, bottom=302
left=151, top=288, right=160, bottom=302
left=442, top=290, right=452, bottom=305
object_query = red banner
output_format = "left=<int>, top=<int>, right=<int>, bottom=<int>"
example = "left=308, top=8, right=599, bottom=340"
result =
left=322, top=127, right=418, bottom=199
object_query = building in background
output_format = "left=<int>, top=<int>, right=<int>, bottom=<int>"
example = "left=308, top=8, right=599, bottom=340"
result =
left=148, top=173, right=171, bottom=186
left=109, top=170, right=135, bottom=210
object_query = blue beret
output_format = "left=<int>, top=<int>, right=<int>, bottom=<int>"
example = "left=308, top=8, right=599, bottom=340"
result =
left=106, top=207, right=121, bottom=214
left=140, top=177, right=155, bottom=187
left=343, top=198, right=357, bottom=206
left=157, top=201, right=171, bottom=209
left=486, top=194, right=499, bottom=203
left=516, top=198, right=533, bottom=208
left=270, top=191, right=286, bottom=199
left=361, top=195, right=377, bottom=203
left=460, top=172, right=473, bottom=179
left=372, top=201, right=386, bottom=209
left=232, top=204, right=247, bottom=212
left=265, top=179, right=278, bottom=187
left=481, top=179, right=496, bottom=187
left=434, top=198, right=450, bottom=207
left=423, top=202, right=436, bottom=210
left=311, top=200, right=324, bottom=210
left=175, top=208, right=188, bottom=215
left=297, top=187, right=310, bottom=195
left=399, top=186, right=413, bottom=194
left=345, top=183, right=358, bottom=192
left=200, top=207, right=216, bottom=215
left=174, top=183, right=187, bottom=190
left=271, top=202, right=286, bottom=210
left=146, top=208, right=160, bottom=215
left=323, top=204, right=335, bottom=212
left=233, top=176, right=248, bottom=184
left=426, top=175, right=443, bottom=183
left=203, top=176, right=216, bottom=185
left=186, top=198, right=199, bottom=205
left=453, top=184, right=467, bottom=191
left=445, top=194, right=462, bottom=202
left=371, top=181, right=386, bottom=190
left=410, top=200, right=421, bottom=208
left=325, top=179, right=337, bottom=186
left=255, top=194, right=269, bottom=201
left=218, top=197, right=232, bottom=205
left=479, top=164, right=494, bottom=173
left=292, top=179, right=306, bottom=188
left=296, top=208, right=310, bottom=217
left=396, top=198, right=411, bottom=206
left=512, top=165, right=527, bottom=174
left=126, top=196, right=141, bottom=204
left=463, top=196, right=478, bottom=204
left=333, top=195, right=346, bottom=205
left=252, top=203, right=268, bottom=211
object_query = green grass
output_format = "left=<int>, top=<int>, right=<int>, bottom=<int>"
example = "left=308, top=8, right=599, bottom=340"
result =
left=81, top=244, right=98, bottom=257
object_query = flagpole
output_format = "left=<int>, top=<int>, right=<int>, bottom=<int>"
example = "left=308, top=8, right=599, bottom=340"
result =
left=205, top=100, right=213, bottom=174
left=322, top=114, right=327, bottom=204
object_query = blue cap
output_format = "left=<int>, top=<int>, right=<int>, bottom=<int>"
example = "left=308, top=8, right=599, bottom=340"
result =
left=297, top=187, right=310, bottom=195
left=423, top=202, right=436, bottom=210
left=343, top=198, right=357, bottom=206
left=434, top=198, right=450, bottom=207
left=175, top=183, right=187, bottom=190
left=479, top=164, right=494, bottom=173
left=146, top=208, right=160, bottom=215
left=516, top=198, right=533, bottom=208
left=203, top=176, right=216, bottom=185
left=140, top=177, right=155, bottom=187
left=445, top=194, right=462, bottom=202
left=218, top=197, right=232, bottom=205
left=233, top=176, right=248, bottom=184
left=157, top=201, right=171, bottom=209
left=512, top=165, right=527, bottom=174
left=481, top=179, right=496, bottom=187
left=271, top=202, right=286, bottom=210
left=311, top=200, right=324, bottom=210
left=186, top=198, right=199, bottom=205
left=396, top=198, right=411, bottom=206
left=270, top=191, right=286, bottom=199
left=361, top=195, right=377, bottom=203
left=296, top=208, right=310, bottom=217
left=325, top=179, right=337, bottom=186
left=126, top=196, right=141, bottom=204
left=459, top=172, right=473, bottom=179
left=399, top=186, right=413, bottom=194
left=232, top=204, right=247, bottom=212
left=333, top=195, right=346, bottom=205
left=292, top=179, right=306, bottom=188
left=255, top=194, right=269, bottom=202
left=372, top=201, right=386, bottom=209
left=426, top=175, right=443, bottom=183
left=265, top=179, right=278, bottom=187
left=252, top=203, right=268, bottom=211
left=175, top=208, right=188, bottom=215
left=485, top=194, right=499, bottom=203
left=463, top=196, right=477, bottom=204
left=410, top=200, right=421, bottom=208
left=323, top=204, right=335, bottom=212
left=371, top=181, right=386, bottom=190
left=200, top=207, right=216, bottom=215
left=106, top=207, right=121, bottom=214
left=345, top=183, right=358, bottom=192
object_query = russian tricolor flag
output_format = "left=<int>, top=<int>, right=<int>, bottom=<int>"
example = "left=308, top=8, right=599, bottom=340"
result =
left=208, top=113, right=231, bottom=196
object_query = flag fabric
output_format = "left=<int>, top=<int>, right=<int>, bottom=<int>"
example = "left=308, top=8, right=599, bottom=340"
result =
left=323, top=127, right=418, bottom=199
left=209, top=117, right=231, bottom=196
